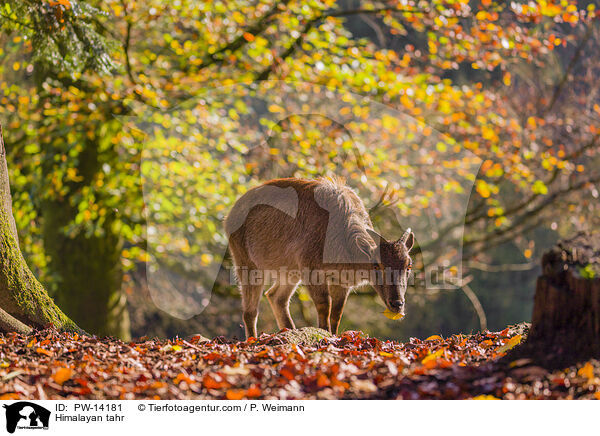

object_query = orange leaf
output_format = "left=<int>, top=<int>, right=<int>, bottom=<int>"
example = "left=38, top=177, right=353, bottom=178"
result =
left=425, top=335, right=442, bottom=341
left=280, top=368, right=295, bottom=380
left=422, top=348, right=445, bottom=366
left=49, top=0, right=71, bottom=7
left=174, top=373, right=193, bottom=385
left=316, top=373, right=330, bottom=388
left=226, top=389, right=246, bottom=400
left=0, top=393, right=19, bottom=400
left=36, top=347, right=52, bottom=357
left=242, top=32, right=255, bottom=42
left=203, top=374, right=230, bottom=390
left=471, top=394, right=500, bottom=400
left=53, top=367, right=72, bottom=385
left=578, top=362, right=594, bottom=380
left=246, top=386, right=262, bottom=398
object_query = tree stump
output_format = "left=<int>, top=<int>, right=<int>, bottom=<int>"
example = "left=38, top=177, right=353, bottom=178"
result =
left=525, top=232, right=600, bottom=366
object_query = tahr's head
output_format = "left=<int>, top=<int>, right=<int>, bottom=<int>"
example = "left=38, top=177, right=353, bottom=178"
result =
left=367, top=228, right=414, bottom=316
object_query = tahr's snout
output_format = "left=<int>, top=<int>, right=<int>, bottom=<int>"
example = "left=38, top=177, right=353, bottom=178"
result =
left=388, top=299, right=405, bottom=313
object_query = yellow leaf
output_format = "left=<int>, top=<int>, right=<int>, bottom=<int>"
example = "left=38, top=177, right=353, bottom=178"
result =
left=53, top=367, right=72, bottom=385
left=379, top=351, right=394, bottom=357
left=426, top=335, right=443, bottom=341
left=578, top=362, right=594, bottom=380
left=172, top=345, right=183, bottom=352
left=268, top=104, right=284, bottom=113
left=475, top=10, right=487, bottom=20
left=471, top=395, right=500, bottom=400
left=422, top=348, right=445, bottom=364
left=381, top=114, right=398, bottom=130
left=496, top=334, right=522, bottom=354
left=383, top=309, right=404, bottom=320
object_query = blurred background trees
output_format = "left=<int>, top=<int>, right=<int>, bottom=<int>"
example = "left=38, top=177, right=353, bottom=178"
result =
left=0, top=0, right=598, bottom=340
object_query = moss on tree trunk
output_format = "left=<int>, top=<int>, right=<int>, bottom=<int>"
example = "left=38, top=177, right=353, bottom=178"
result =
left=0, top=125, right=82, bottom=334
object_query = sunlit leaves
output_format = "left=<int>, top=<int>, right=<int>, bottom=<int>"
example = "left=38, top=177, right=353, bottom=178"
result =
left=0, top=0, right=598, bottom=293
left=0, top=0, right=115, bottom=75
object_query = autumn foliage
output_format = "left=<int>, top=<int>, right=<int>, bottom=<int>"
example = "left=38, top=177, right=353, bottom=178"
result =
left=1, top=326, right=599, bottom=400
left=1, top=0, right=599, bottom=339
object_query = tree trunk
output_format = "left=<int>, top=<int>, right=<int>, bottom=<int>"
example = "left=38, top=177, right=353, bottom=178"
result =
left=42, top=205, right=130, bottom=339
left=41, top=138, right=130, bottom=340
left=0, top=125, right=82, bottom=334
left=524, top=232, right=600, bottom=366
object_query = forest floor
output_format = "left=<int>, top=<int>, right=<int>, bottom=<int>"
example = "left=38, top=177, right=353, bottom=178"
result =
left=0, top=325, right=599, bottom=400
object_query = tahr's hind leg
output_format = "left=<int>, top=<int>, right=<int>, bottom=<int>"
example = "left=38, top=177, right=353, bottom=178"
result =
left=241, top=283, right=263, bottom=339
left=305, top=284, right=332, bottom=332
left=228, top=232, right=264, bottom=339
left=329, top=285, right=350, bottom=335
left=265, top=282, right=298, bottom=331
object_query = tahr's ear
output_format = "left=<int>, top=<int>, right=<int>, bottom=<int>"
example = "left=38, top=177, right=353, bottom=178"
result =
left=397, top=228, right=414, bottom=251
left=405, top=232, right=414, bottom=251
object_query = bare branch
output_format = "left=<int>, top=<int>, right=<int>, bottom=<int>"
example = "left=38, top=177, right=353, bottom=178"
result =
left=120, top=0, right=136, bottom=84
left=461, top=283, right=487, bottom=331
left=198, top=0, right=292, bottom=70
left=542, top=24, right=594, bottom=115
left=465, top=173, right=600, bottom=249
left=256, top=6, right=425, bottom=81
left=464, top=260, right=537, bottom=272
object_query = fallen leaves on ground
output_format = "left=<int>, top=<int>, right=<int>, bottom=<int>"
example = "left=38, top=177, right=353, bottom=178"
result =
left=0, top=326, right=598, bottom=399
